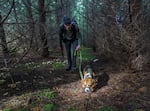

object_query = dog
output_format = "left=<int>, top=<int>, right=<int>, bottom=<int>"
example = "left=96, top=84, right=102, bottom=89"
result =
left=81, top=64, right=97, bottom=93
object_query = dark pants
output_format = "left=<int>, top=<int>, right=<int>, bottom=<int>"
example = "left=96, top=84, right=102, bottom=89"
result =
left=64, top=39, right=78, bottom=69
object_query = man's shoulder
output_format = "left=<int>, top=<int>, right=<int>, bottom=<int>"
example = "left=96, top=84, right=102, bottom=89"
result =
left=71, top=23, right=79, bottom=32
left=59, top=23, right=64, bottom=29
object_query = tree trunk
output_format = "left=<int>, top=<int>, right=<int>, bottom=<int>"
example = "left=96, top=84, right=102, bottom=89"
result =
left=0, top=14, right=9, bottom=57
left=38, top=0, right=49, bottom=57
left=92, top=0, right=96, bottom=52
left=23, top=0, right=35, bottom=48
left=129, top=0, right=142, bottom=22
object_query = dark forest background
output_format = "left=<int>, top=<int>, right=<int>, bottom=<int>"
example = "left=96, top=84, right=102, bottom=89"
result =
left=0, top=0, right=150, bottom=111
left=0, top=0, right=150, bottom=71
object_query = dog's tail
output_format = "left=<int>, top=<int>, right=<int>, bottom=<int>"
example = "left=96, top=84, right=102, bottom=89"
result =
left=83, top=58, right=99, bottom=72
left=92, top=58, right=99, bottom=63
left=88, top=58, right=99, bottom=66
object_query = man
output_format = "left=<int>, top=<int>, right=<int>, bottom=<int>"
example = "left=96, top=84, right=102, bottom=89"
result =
left=59, top=16, right=81, bottom=71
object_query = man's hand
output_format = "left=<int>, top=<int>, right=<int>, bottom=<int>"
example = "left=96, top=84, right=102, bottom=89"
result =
left=76, top=44, right=80, bottom=51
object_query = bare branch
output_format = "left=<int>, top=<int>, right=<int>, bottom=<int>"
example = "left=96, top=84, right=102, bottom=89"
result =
left=0, top=0, right=15, bottom=25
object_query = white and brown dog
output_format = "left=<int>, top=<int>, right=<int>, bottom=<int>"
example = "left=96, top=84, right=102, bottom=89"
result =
left=81, top=64, right=97, bottom=93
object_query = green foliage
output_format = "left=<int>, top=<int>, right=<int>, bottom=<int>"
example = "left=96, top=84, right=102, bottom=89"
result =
left=11, top=108, right=30, bottom=111
left=0, top=72, right=10, bottom=79
left=38, top=89, right=56, bottom=99
left=15, top=61, right=53, bottom=70
left=51, top=62, right=65, bottom=69
left=2, top=108, right=30, bottom=111
left=48, top=48, right=52, bottom=52
left=128, top=101, right=140, bottom=111
left=2, top=109, right=11, bottom=111
left=96, top=106, right=118, bottom=111
left=134, top=109, right=144, bottom=111
left=80, top=47, right=95, bottom=61
left=0, top=79, right=6, bottom=85
left=43, top=103, right=55, bottom=111
left=14, top=60, right=65, bottom=70
left=67, top=106, right=78, bottom=111
left=15, top=62, right=40, bottom=70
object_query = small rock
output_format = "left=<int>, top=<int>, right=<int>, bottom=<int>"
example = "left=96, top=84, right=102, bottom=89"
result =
left=138, top=87, right=147, bottom=93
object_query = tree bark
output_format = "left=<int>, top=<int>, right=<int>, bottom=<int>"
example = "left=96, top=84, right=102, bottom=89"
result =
left=0, top=14, right=9, bottom=57
left=38, top=0, right=49, bottom=57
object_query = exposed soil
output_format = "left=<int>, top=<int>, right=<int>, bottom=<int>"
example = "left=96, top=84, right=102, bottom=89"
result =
left=0, top=55, right=149, bottom=111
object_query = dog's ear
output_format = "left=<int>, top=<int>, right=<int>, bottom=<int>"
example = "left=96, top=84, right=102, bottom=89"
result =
left=81, top=80, right=84, bottom=87
left=92, top=72, right=96, bottom=77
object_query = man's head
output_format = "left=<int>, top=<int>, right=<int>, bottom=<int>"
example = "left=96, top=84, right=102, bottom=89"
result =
left=63, top=16, right=72, bottom=30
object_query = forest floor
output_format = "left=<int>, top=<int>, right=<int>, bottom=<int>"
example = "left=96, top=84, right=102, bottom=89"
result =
left=0, top=51, right=149, bottom=111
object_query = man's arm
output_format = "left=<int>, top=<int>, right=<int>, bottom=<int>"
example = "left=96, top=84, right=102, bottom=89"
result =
left=76, top=28, right=82, bottom=51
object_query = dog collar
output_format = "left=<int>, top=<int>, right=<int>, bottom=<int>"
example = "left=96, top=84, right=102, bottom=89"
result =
left=84, top=72, right=92, bottom=78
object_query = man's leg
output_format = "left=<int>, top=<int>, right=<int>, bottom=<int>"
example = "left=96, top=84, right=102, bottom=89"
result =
left=65, top=41, right=72, bottom=70
left=72, top=39, right=78, bottom=70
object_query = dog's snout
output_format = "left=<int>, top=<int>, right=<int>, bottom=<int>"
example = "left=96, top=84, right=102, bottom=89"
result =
left=84, top=87, right=91, bottom=93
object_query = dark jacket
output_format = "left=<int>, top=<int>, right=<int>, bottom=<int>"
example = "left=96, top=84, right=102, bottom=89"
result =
left=59, top=24, right=81, bottom=47
left=59, top=24, right=77, bottom=42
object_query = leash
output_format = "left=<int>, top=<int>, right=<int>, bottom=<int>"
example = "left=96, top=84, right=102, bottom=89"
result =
left=76, top=49, right=83, bottom=80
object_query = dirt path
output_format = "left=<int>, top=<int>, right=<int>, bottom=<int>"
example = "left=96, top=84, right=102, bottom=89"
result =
left=0, top=56, right=149, bottom=111
left=54, top=71, right=149, bottom=111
